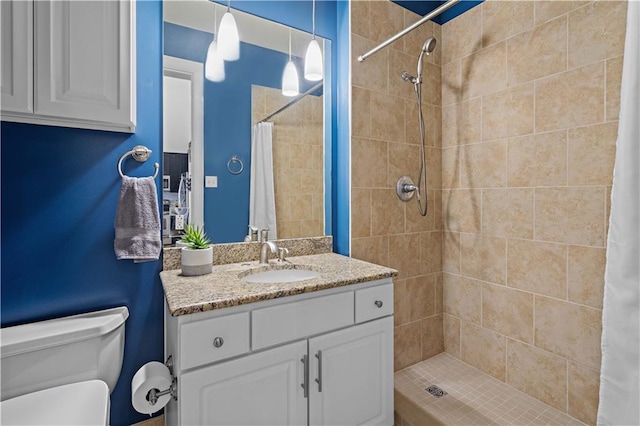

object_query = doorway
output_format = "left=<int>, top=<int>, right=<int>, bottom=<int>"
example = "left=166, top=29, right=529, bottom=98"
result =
left=163, top=56, right=204, bottom=245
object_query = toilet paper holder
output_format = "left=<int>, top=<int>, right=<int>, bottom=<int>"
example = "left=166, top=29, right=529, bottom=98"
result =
left=147, top=378, right=177, bottom=406
left=146, top=356, right=177, bottom=406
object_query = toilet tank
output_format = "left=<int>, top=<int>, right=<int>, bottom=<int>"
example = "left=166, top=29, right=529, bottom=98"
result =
left=0, top=306, right=129, bottom=401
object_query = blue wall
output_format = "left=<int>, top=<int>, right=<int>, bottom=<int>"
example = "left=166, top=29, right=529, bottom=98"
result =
left=0, top=2, right=163, bottom=425
left=334, top=0, right=350, bottom=256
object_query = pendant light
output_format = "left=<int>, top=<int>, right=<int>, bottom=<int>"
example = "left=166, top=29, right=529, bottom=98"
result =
left=282, top=29, right=299, bottom=97
left=304, top=0, right=323, bottom=81
left=204, top=6, right=225, bottom=82
left=218, top=0, right=240, bottom=61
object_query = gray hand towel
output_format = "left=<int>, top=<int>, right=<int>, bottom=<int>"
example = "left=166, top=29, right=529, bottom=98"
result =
left=114, top=176, right=161, bottom=262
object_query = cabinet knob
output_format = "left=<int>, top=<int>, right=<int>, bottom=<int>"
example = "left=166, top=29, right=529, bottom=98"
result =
left=213, top=337, right=224, bottom=348
left=374, top=300, right=383, bottom=308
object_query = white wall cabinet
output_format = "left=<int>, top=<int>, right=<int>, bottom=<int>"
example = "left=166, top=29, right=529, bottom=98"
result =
left=0, top=1, right=33, bottom=114
left=164, top=279, right=394, bottom=426
left=0, top=0, right=135, bottom=133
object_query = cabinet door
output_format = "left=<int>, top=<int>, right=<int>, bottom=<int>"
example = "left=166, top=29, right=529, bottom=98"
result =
left=0, top=0, right=33, bottom=113
left=34, top=0, right=135, bottom=131
left=180, top=340, right=308, bottom=426
left=309, top=317, right=393, bottom=426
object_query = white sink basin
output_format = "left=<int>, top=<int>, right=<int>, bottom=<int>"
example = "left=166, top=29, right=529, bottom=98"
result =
left=242, top=268, right=320, bottom=283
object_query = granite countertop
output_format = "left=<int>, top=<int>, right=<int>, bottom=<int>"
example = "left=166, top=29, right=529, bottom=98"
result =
left=160, top=253, right=397, bottom=316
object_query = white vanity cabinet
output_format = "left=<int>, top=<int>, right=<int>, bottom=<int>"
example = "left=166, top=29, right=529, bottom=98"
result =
left=0, top=0, right=135, bottom=132
left=164, top=278, right=394, bottom=426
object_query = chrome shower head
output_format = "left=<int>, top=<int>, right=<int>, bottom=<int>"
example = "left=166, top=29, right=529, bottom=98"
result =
left=422, top=37, right=437, bottom=55
left=416, top=37, right=436, bottom=79
left=401, top=37, right=437, bottom=85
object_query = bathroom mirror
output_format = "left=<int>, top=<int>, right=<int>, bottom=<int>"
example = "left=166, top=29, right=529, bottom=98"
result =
left=162, top=0, right=331, bottom=244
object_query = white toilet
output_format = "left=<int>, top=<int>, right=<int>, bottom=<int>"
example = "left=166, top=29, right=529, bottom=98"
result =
left=0, top=306, right=129, bottom=425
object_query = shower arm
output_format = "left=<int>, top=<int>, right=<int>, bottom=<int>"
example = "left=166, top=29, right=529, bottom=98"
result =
left=357, top=0, right=460, bottom=62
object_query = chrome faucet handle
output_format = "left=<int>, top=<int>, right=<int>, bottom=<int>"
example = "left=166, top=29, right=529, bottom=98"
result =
left=249, top=225, right=259, bottom=241
left=260, top=228, right=269, bottom=242
left=278, top=247, right=290, bottom=262
left=259, top=241, right=278, bottom=264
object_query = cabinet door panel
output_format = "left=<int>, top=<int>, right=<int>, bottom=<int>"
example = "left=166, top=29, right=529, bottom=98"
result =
left=34, top=0, right=134, bottom=129
left=309, top=317, right=393, bottom=426
left=0, top=0, right=32, bottom=113
left=180, top=341, right=308, bottom=426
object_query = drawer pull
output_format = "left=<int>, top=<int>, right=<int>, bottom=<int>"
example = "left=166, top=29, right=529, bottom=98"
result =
left=315, top=350, right=323, bottom=392
left=301, top=355, right=309, bottom=398
left=374, top=300, right=384, bottom=308
left=213, top=337, right=224, bottom=348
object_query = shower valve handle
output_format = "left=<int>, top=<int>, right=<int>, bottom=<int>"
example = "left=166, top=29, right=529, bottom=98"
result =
left=402, top=183, right=418, bottom=193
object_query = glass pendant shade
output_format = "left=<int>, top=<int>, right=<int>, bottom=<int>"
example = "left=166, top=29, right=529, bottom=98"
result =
left=282, top=60, right=299, bottom=97
left=304, top=38, right=323, bottom=81
left=205, top=40, right=225, bottom=82
left=218, top=11, right=240, bottom=61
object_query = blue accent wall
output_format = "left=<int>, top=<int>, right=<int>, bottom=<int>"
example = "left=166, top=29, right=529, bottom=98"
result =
left=212, top=1, right=337, bottom=37
left=334, top=0, right=350, bottom=256
left=0, top=2, right=163, bottom=425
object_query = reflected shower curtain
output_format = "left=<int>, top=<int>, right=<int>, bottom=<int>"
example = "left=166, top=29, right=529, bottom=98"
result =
left=249, top=122, right=277, bottom=239
left=597, top=1, right=640, bottom=424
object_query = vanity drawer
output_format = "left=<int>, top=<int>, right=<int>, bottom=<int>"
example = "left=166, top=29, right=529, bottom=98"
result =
left=355, top=283, right=394, bottom=323
left=180, top=312, right=250, bottom=369
left=252, top=292, right=354, bottom=350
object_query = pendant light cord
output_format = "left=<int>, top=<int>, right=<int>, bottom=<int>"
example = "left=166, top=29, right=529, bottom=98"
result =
left=288, top=28, right=292, bottom=60
left=312, top=0, right=316, bottom=39
left=214, top=6, right=218, bottom=38
left=226, top=0, right=230, bottom=12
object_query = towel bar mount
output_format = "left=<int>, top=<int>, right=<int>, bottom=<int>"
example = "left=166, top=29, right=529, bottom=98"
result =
left=118, top=145, right=159, bottom=179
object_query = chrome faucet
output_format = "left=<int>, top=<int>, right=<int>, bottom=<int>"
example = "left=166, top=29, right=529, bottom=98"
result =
left=259, top=241, right=278, bottom=264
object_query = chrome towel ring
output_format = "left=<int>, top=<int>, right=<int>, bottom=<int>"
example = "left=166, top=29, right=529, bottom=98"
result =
left=227, top=156, right=244, bottom=175
left=118, top=145, right=159, bottom=178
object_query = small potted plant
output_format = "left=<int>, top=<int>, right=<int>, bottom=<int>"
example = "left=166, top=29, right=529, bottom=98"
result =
left=180, top=224, right=213, bottom=276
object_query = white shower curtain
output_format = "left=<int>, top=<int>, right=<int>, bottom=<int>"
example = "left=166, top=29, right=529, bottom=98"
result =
left=597, top=1, right=640, bottom=424
left=249, top=122, right=277, bottom=239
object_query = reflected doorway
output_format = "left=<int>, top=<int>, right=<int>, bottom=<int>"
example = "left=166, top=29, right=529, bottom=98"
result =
left=163, top=56, right=204, bottom=245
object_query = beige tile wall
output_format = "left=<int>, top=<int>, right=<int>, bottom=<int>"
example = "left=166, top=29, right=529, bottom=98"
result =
left=440, top=1, right=626, bottom=425
left=349, top=1, right=623, bottom=423
left=350, top=0, right=444, bottom=372
left=252, top=86, right=324, bottom=239
left=350, top=0, right=444, bottom=370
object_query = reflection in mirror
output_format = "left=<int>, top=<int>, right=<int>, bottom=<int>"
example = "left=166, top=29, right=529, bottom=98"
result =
left=252, top=85, right=324, bottom=240
left=162, top=0, right=331, bottom=245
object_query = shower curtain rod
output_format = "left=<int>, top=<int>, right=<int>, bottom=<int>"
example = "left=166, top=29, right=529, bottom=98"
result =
left=357, top=0, right=461, bottom=62
left=259, top=82, right=323, bottom=124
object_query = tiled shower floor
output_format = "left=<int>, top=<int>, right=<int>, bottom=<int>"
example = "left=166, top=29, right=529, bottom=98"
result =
left=394, top=353, right=585, bottom=426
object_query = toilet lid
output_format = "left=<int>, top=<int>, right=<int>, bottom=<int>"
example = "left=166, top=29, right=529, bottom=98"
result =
left=0, top=380, right=109, bottom=426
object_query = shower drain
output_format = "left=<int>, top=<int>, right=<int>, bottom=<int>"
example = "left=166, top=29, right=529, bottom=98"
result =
left=425, top=385, right=447, bottom=398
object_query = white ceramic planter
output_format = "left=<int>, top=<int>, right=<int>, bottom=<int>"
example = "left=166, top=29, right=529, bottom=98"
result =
left=181, top=247, right=213, bottom=276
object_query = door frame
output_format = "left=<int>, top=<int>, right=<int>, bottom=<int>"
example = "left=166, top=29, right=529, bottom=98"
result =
left=163, top=55, right=204, bottom=227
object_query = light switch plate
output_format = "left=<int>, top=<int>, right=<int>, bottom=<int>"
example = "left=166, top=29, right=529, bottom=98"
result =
left=205, top=176, right=218, bottom=188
